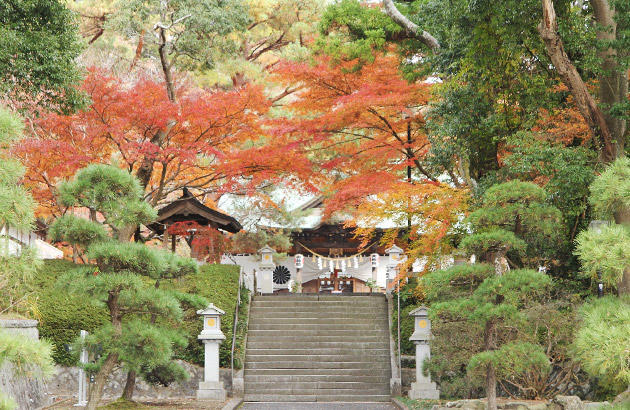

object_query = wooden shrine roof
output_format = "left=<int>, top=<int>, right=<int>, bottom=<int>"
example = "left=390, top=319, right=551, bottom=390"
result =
left=289, top=223, right=386, bottom=256
left=147, top=190, right=242, bottom=234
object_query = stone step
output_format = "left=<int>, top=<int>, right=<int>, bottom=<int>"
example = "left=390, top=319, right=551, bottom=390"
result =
left=248, top=323, right=387, bottom=331
left=244, top=385, right=390, bottom=395
left=244, top=374, right=390, bottom=383
left=245, top=347, right=390, bottom=356
left=247, top=318, right=388, bottom=325
left=246, top=334, right=388, bottom=342
left=251, top=299, right=385, bottom=304
left=245, top=360, right=390, bottom=370
left=254, top=295, right=385, bottom=300
left=245, top=354, right=390, bottom=363
left=242, top=394, right=391, bottom=402
left=246, top=341, right=390, bottom=350
left=247, top=326, right=387, bottom=337
left=252, top=300, right=386, bottom=306
left=244, top=368, right=392, bottom=377
left=249, top=311, right=387, bottom=319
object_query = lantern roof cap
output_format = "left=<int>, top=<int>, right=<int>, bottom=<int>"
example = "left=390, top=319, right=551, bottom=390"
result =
left=385, top=244, right=404, bottom=254
left=258, top=245, right=276, bottom=254
left=196, top=303, right=225, bottom=316
left=408, top=306, right=429, bottom=317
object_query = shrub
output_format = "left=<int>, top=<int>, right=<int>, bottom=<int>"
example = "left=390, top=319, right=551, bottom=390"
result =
left=161, top=263, right=241, bottom=368
left=32, top=260, right=108, bottom=365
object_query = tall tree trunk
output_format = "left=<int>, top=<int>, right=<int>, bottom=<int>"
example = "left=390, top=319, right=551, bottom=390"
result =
left=484, top=319, right=498, bottom=410
left=85, top=352, right=119, bottom=410
left=121, top=370, right=136, bottom=400
left=538, top=0, right=617, bottom=162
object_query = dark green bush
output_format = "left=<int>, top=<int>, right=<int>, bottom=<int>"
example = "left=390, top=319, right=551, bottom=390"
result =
left=32, top=260, right=245, bottom=369
left=33, top=260, right=108, bottom=365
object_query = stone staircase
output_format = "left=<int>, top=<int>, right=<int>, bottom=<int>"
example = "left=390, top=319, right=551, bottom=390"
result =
left=243, top=294, right=392, bottom=402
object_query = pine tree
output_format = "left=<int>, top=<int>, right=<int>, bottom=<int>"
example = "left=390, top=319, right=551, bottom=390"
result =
left=573, top=158, right=630, bottom=397
left=423, top=181, right=559, bottom=410
left=49, top=164, right=205, bottom=409
left=0, top=108, right=54, bottom=410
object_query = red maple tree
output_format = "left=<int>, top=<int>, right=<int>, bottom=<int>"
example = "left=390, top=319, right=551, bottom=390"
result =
left=14, top=68, right=271, bottom=217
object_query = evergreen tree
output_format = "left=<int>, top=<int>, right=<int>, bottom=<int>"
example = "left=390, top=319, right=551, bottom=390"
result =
left=423, top=181, right=560, bottom=410
left=49, top=164, right=205, bottom=410
left=574, top=158, right=630, bottom=397
left=0, top=107, right=54, bottom=410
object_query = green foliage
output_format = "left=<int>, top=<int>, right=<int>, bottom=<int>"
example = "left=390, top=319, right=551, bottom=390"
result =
left=422, top=263, right=495, bottom=301
left=0, top=248, right=42, bottom=315
left=575, top=224, right=630, bottom=287
left=0, top=0, right=86, bottom=113
left=48, top=215, right=109, bottom=250
left=0, top=393, right=16, bottom=410
left=497, top=131, right=594, bottom=227
left=110, top=0, right=250, bottom=72
left=163, top=263, right=241, bottom=367
left=0, top=109, right=35, bottom=233
left=467, top=342, right=550, bottom=380
left=427, top=268, right=552, bottom=323
left=423, top=264, right=553, bottom=397
left=316, top=0, right=400, bottom=62
left=589, top=157, right=630, bottom=221
left=0, top=328, right=54, bottom=378
left=393, top=303, right=421, bottom=356
left=0, top=109, right=42, bottom=315
left=460, top=230, right=526, bottom=259
left=30, top=260, right=243, bottom=370
left=464, top=180, right=562, bottom=267
left=57, top=164, right=156, bottom=232
left=0, top=329, right=54, bottom=410
left=574, top=296, right=630, bottom=384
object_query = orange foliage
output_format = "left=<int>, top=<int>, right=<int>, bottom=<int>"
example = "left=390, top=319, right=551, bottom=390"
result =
left=267, top=53, right=435, bottom=216
left=254, top=52, right=467, bottom=263
left=13, top=68, right=271, bottom=217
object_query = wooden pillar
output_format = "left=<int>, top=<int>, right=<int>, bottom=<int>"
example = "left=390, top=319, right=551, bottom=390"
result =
left=171, top=233, right=176, bottom=253
left=163, top=224, right=169, bottom=249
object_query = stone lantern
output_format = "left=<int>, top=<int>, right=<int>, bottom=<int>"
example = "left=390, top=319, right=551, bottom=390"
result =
left=196, top=304, right=226, bottom=400
left=408, top=306, right=439, bottom=399
left=385, top=244, right=404, bottom=287
left=258, top=245, right=276, bottom=294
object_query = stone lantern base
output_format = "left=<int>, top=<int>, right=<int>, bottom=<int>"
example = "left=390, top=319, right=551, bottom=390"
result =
left=196, top=381, right=226, bottom=400
left=408, top=381, right=440, bottom=400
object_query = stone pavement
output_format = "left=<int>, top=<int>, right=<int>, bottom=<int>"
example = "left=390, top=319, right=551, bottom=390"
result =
left=239, top=403, right=398, bottom=410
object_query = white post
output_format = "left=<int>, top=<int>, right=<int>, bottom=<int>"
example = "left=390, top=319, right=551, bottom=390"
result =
left=74, top=330, right=88, bottom=407
left=408, top=306, right=440, bottom=399
left=196, top=304, right=227, bottom=400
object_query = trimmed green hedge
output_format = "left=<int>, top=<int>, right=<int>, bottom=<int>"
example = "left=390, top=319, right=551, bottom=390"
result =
left=32, top=260, right=108, bottom=365
left=32, top=260, right=245, bottom=368
left=163, top=263, right=242, bottom=368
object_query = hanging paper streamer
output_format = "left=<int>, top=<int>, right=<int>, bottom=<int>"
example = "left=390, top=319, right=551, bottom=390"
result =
left=353, top=256, right=359, bottom=269
left=335, top=260, right=340, bottom=270
left=317, top=257, right=323, bottom=270
left=329, top=259, right=334, bottom=272
left=341, top=259, right=346, bottom=273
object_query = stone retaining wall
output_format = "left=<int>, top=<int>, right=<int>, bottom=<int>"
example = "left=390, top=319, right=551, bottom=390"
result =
left=432, top=396, right=609, bottom=410
left=47, top=363, right=232, bottom=401
left=0, top=319, right=48, bottom=410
